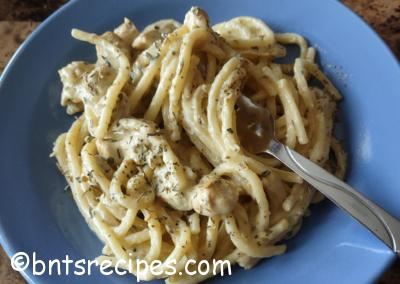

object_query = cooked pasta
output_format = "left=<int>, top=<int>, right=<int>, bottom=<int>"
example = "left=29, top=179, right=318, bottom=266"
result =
left=52, top=7, right=346, bottom=283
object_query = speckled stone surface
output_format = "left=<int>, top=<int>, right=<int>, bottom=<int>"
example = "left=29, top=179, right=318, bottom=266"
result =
left=343, top=0, right=400, bottom=59
left=0, top=1, right=399, bottom=283
left=0, top=21, right=39, bottom=72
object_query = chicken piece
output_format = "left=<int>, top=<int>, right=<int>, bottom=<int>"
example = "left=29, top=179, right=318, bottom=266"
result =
left=192, top=175, right=239, bottom=216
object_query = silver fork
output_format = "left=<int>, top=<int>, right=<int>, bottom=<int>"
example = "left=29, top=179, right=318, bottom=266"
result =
left=236, top=95, right=400, bottom=254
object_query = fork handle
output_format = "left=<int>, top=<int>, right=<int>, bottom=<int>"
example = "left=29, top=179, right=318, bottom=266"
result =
left=266, top=139, right=400, bottom=254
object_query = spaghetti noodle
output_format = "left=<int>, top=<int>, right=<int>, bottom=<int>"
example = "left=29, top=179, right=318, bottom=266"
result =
left=52, top=7, right=346, bottom=283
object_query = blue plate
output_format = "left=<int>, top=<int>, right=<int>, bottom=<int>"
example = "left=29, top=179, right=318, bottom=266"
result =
left=0, top=0, right=399, bottom=283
